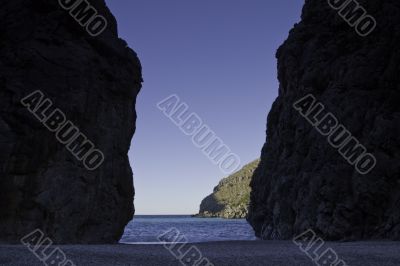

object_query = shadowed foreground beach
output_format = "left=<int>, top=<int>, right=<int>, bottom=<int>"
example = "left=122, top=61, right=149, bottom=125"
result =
left=1, top=241, right=399, bottom=266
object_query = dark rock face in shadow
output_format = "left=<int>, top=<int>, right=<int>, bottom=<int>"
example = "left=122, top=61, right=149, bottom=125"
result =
left=248, top=0, right=400, bottom=240
left=0, top=0, right=142, bottom=243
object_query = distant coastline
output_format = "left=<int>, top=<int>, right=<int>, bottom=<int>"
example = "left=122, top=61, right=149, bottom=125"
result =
left=196, top=160, right=260, bottom=219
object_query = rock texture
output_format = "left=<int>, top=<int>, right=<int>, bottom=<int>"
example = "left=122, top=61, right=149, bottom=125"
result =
left=0, top=0, right=142, bottom=243
left=197, top=160, right=259, bottom=219
left=248, top=0, right=400, bottom=240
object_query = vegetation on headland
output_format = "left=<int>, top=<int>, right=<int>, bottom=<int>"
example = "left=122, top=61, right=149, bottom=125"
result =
left=195, top=159, right=260, bottom=219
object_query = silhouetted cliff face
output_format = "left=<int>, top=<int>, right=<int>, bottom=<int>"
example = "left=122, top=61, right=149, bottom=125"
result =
left=248, top=0, right=400, bottom=240
left=0, top=0, right=142, bottom=243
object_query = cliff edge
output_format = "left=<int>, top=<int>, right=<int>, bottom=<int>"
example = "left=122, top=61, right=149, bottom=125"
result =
left=248, top=0, right=400, bottom=240
left=0, top=0, right=142, bottom=243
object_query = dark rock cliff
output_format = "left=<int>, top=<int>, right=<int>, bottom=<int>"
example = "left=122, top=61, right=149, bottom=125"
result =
left=0, top=0, right=142, bottom=243
left=197, top=160, right=259, bottom=219
left=248, top=0, right=400, bottom=240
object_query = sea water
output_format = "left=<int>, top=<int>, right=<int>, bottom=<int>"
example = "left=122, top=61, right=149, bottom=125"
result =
left=120, top=215, right=256, bottom=244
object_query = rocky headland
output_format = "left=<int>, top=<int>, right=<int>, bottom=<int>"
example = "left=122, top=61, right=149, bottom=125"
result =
left=197, top=160, right=260, bottom=219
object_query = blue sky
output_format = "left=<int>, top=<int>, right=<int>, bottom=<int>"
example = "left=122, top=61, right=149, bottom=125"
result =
left=105, top=1, right=304, bottom=214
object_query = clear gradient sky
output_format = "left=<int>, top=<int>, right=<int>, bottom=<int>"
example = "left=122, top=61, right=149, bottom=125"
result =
left=105, top=1, right=304, bottom=215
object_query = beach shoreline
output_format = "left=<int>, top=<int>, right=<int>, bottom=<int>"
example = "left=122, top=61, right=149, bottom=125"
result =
left=1, top=240, right=399, bottom=266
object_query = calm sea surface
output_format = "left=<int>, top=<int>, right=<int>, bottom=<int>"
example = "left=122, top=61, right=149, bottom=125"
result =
left=120, top=215, right=257, bottom=244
